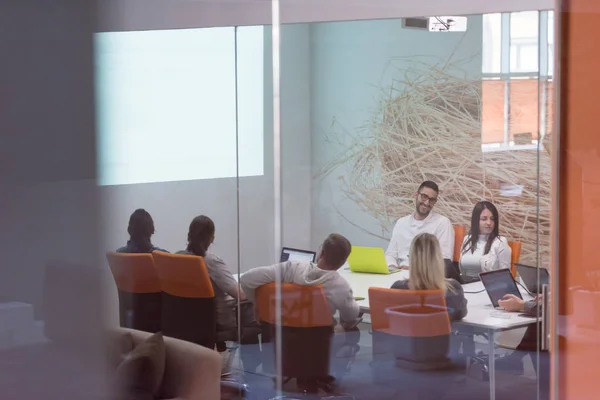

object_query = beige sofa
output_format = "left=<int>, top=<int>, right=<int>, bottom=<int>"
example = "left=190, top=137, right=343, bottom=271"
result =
left=119, top=328, right=222, bottom=400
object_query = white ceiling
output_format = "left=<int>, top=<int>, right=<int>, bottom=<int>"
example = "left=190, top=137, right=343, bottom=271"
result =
left=98, top=0, right=554, bottom=32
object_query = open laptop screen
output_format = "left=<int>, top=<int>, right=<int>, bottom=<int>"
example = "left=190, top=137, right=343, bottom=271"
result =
left=516, top=264, right=550, bottom=294
left=280, top=247, right=316, bottom=263
left=480, top=269, right=522, bottom=307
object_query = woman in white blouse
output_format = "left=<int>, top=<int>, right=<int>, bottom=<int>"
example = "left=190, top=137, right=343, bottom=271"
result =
left=459, top=201, right=512, bottom=278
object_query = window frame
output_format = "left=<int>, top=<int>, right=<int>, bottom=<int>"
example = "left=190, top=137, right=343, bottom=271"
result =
left=482, top=10, right=553, bottom=152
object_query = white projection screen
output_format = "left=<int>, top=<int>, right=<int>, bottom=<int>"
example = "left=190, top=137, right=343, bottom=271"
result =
left=95, top=26, right=264, bottom=186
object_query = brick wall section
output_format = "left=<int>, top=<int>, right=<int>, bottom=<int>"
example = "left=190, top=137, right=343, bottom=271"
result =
left=482, top=79, right=554, bottom=144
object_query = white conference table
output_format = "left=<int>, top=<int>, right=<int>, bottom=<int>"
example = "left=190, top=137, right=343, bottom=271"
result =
left=236, top=268, right=537, bottom=400
left=338, top=268, right=536, bottom=400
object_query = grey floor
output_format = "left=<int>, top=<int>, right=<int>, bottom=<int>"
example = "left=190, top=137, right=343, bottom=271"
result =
left=228, top=323, right=545, bottom=400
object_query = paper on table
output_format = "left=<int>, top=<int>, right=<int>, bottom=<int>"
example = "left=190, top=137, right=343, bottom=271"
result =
left=490, top=311, right=512, bottom=319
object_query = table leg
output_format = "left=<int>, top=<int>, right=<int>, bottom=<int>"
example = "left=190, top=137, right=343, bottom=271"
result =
left=488, top=329, right=496, bottom=400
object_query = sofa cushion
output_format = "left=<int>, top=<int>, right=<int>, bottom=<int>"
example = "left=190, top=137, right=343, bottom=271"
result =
left=115, top=332, right=166, bottom=400
left=107, top=331, right=135, bottom=371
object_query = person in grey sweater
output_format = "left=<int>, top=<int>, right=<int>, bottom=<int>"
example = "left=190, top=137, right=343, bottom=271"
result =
left=497, top=292, right=548, bottom=396
left=240, top=233, right=361, bottom=328
left=176, top=215, right=246, bottom=335
left=390, top=232, right=468, bottom=322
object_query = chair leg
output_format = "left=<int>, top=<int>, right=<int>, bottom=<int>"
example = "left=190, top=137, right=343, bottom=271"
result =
left=227, top=343, right=238, bottom=371
left=468, top=355, right=490, bottom=381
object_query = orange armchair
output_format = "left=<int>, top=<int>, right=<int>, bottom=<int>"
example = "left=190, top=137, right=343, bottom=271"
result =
left=453, top=226, right=466, bottom=262
left=368, top=287, right=451, bottom=369
left=106, top=252, right=162, bottom=333
left=507, top=241, right=522, bottom=278
left=152, top=251, right=216, bottom=349
left=256, top=283, right=334, bottom=393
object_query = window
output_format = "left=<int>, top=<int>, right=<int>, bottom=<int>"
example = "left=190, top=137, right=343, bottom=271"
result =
left=482, top=14, right=502, bottom=74
left=510, top=11, right=539, bottom=73
left=481, top=11, right=554, bottom=151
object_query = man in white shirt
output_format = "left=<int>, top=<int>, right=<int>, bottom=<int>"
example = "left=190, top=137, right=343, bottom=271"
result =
left=240, top=233, right=360, bottom=326
left=385, top=181, right=454, bottom=269
left=241, top=234, right=362, bottom=382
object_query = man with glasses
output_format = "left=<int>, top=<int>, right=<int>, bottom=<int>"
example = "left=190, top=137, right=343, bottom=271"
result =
left=385, top=181, right=454, bottom=269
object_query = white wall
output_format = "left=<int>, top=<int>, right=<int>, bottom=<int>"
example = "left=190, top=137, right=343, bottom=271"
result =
left=100, top=24, right=314, bottom=323
left=278, top=25, right=313, bottom=249
left=100, top=17, right=485, bottom=289
left=309, top=17, right=483, bottom=249
left=101, top=24, right=313, bottom=276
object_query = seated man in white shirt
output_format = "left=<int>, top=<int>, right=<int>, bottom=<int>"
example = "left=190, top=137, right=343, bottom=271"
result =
left=240, top=234, right=362, bottom=382
left=240, top=233, right=361, bottom=328
left=385, top=181, right=454, bottom=269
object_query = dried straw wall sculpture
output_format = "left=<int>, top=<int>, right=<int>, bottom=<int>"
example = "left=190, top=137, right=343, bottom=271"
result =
left=318, top=60, right=551, bottom=266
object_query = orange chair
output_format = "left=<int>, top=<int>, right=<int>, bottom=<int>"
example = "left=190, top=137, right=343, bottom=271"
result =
left=106, top=252, right=162, bottom=333
left=152, top=251, right=216, bottom=349
left=453, top=226, right=466, bottom=262
left=508, top=241, right=522, bottom=278
left=369, top=287, right=452, bottom=370
left=256, top=283, right=334, bottom=393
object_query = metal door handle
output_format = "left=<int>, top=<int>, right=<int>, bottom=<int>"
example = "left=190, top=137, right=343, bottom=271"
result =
left=541, top=284, right=550, bottom=351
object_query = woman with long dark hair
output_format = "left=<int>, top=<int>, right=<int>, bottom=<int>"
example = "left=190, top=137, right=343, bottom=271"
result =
left=179, top=215, right=245, bottom=304
left=185, top=215, right=215, bottom=257
left=116, top=209, right=167, bottom=253
left=177, top=217, right=247, bottom=327
left=177, top=216, right=261, bottom=371
left=459, top=201, right=511, bottom=277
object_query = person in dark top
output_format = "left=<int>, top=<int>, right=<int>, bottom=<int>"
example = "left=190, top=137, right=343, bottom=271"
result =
left=391, top=232, right=468, bottom=321
left=499, top=294, right=541, bottom=317
left=116, top=209, right=168, bottom=253
left=497, top=293, right=549, bottom=399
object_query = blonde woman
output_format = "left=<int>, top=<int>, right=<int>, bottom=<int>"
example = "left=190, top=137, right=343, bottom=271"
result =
left=391, top=232, right=467, bottom=321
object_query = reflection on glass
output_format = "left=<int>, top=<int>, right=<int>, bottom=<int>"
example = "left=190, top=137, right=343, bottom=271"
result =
left=269, top=9, right=555, bottom=399
left=88, top=8, right=555, bottom=400
left=95, top=24, right=267, bottom=400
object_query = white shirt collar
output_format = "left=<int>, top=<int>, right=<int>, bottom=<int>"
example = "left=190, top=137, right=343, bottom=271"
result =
left=410, top=211, right=435, bottom=225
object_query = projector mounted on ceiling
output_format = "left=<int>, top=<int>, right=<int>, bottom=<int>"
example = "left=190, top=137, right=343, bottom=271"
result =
left=402, top=16, right=468, bottom=32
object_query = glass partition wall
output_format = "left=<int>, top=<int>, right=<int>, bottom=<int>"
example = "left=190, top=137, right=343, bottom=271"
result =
left=267, top=7, right=554, bottom=400
left=96, top=22, right=273, bottom=395
left=95, top=4, right=554, bottom=400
